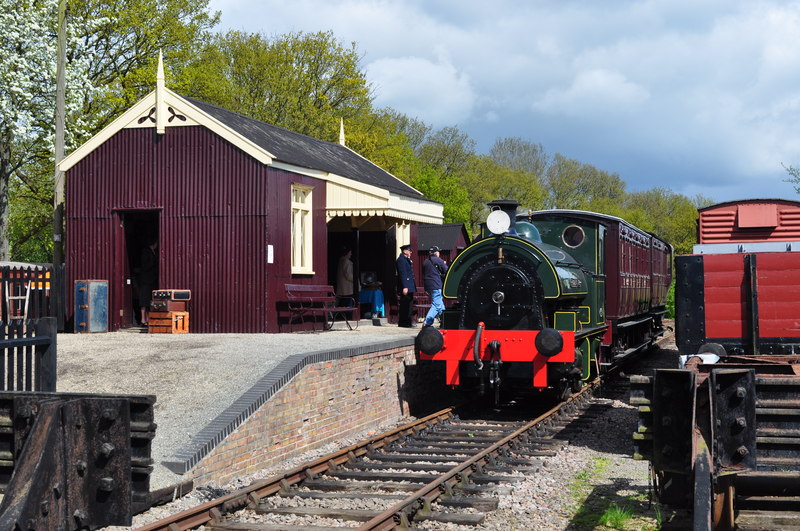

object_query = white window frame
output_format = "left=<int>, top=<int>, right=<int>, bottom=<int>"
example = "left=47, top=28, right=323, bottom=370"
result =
left=291, top=184, right=314, bottom=274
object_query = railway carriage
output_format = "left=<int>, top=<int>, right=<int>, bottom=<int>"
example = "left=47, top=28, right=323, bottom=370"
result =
left=632, top=198, right=800, bottom=530
left=416, top=200, right=672, bottom=404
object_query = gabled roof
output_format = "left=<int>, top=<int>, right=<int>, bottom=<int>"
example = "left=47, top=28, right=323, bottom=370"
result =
left=185, top=97, right=420, bottom=199
left=58, top=56, right=442, bottom=224
left=418, top=223, right=471, bottom=251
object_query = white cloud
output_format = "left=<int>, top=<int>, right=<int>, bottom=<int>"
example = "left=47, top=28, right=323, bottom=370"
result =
left=366, top=53, right=476, bottom=125
left=532, top=69, right=650, bottom=117
left=205, top=0, right=800, bottom=202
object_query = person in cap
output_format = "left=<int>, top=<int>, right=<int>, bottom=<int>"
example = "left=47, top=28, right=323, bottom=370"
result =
left=396, top=244, right=417, bottom=327
left=422, top=246, right=449, bottom=327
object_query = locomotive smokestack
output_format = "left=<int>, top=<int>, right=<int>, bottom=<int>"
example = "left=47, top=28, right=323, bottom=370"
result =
left=487, top=199, right=519, bottom=236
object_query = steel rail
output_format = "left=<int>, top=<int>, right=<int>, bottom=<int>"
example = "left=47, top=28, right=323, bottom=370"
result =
left=357, top=377, right=601, bottom=530
left=135, top=407, right=456, bottom=530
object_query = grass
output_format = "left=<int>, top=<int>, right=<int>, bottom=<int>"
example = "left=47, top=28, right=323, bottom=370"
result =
left=567, top=457, right=663, bottom=530
left=599, top=503, right=634, bottom=529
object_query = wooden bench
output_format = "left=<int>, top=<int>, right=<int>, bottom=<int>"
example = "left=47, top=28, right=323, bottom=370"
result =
left=413, top=288, right=431, bottom=319
left=284, top=284, right=359, bottom=331
left=388, top=287, right=431, bottom=325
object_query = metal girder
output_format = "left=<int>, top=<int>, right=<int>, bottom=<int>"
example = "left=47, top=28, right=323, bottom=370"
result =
left=652, top=369, right=697, bottom=474
left=710, top=369, right=756, bottom=474
left=0, top=397, right=133, bottom=530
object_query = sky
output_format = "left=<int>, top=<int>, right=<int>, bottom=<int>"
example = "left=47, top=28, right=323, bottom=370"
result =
left=206, top=0, right=800, bottom=204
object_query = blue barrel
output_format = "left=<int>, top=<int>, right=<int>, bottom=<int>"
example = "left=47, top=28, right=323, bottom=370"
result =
left=74, top=280, right=108, bottom=332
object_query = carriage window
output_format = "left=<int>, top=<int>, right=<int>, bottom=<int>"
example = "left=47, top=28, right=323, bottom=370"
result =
left=291, top=185, right=313, bottom=274
left=562, top=225, right=585, bottom=248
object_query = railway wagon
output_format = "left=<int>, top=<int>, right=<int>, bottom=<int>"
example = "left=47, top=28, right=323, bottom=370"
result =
left=632, top=198, right=800, bottom=530
left=416, top=200, right=671, bottom=405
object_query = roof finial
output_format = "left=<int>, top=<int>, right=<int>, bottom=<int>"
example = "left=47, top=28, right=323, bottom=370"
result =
left=156, top=50, right=165, bottom=135
left=339, top=117, right=345, bottom=146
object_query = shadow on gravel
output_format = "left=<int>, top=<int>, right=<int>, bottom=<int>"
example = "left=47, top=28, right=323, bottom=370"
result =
left=566, top=477, right=659, bottom=531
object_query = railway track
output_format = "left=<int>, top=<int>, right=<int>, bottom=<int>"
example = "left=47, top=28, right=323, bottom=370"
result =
left=134, top=334, right=671, bottom=531
left=135, top=375, right=626, bottom=530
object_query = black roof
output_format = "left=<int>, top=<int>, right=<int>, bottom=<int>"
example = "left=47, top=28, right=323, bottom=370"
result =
left=185, top=97, right=424, bottom=199
left=418, top=223, right=470, bottom=251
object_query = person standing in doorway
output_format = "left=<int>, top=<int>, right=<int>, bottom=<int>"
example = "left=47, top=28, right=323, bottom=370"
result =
left=396, top=244, right=416, bottom=327
left=138, top=239, right=158, bottom=325
left=423, top=246, right=448, bottom=327
left=336, top=246, right=355, bottom=307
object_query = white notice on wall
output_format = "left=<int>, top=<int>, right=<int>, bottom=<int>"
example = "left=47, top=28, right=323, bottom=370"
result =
left=267, top=244, right=274, bottom=264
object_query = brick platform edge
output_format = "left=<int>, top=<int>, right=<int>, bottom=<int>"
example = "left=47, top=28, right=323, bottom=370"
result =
left=161, top=337, right=446, bottom=486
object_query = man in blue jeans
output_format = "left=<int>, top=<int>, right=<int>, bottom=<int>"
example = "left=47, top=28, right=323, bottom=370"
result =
left=422, top=246, right=449, bottom=327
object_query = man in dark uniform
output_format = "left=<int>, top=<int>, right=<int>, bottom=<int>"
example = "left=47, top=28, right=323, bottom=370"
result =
left=396, top=244, right=416, bottom=327
left=422, top=246, right=448, bottom=327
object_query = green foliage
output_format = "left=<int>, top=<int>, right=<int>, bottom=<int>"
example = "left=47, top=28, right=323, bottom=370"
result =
left=6, top=0, right=219, bottom=262
left=459, top=154, right=547, bottom=234
left=416, top=126, right=476, bottom=179
left=409, top=166, right=471, bottom=224
left=665, top=281, right=675, bottom=319
left=177, top=29, right=371, bottom=143
left=544, top=153, right=626, bottom=210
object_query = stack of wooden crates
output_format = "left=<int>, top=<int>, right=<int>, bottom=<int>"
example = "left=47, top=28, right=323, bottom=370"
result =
left=148, top=289, right=191, bottom=334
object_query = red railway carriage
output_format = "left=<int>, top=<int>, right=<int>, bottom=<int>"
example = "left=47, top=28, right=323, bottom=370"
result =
left=676, top=199, right=800, bottom=356
left=527, top=210, right=672, bottom=356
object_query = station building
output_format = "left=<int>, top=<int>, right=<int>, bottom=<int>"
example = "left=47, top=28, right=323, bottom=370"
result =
left=58, top=57, right=442, bottom=332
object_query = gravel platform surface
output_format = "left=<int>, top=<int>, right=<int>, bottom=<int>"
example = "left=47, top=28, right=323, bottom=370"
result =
left=56, top=320, right=418, bottom=490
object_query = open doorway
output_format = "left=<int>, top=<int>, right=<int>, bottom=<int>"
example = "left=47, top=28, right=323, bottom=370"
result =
left=121, top=211, right=159, bottom=327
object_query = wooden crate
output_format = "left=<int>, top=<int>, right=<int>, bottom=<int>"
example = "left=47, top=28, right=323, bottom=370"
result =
left=148, top=311, right=189, bottom=334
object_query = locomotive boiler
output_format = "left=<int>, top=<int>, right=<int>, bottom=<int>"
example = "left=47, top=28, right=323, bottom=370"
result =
left=417, top=200, right=672, bottom=405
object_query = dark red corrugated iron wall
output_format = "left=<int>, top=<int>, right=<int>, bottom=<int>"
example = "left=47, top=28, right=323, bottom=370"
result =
left=66, top=126, right=327, bottom=333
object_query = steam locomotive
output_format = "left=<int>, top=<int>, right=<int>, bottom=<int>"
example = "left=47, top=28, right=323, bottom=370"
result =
left=416, top=200, right=672, bottom=404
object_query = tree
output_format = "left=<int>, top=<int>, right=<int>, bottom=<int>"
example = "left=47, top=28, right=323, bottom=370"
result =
left=459, top=154, right=547, bottom=234
left=488, top=137, right=550, bottom=177
left=6, top=0, right=219, bottom=262
left=177, top=30, right=372, bottom=143
left=622, top=188, right=700, bottom=254
left=416, top=126, right=476, bottom=179
left=783, top=163, right=800, bottom=194
left=543, top=154, right=626, bottom=210
left=0, top=0, right=100, bottom=261
left=69, top=0, right=219, bottom=136
left=409, top=166, right=471, bottom=225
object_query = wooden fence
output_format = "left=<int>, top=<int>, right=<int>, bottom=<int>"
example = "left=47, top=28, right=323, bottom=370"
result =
left=0, top=318, right=57, bottom=392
